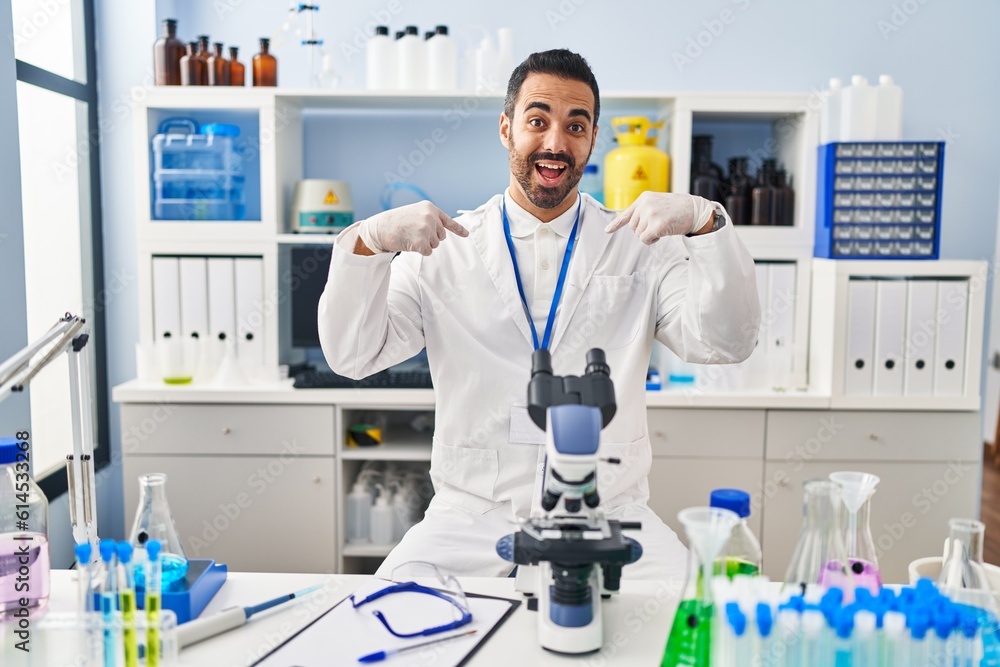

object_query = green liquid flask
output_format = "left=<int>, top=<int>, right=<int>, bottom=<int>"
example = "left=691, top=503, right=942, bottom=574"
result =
left=662, top=506, right=739, bottom=667
left=710, top=488, right=762, bottom=579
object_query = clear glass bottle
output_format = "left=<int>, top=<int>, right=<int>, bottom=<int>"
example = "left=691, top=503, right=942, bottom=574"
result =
left=252, top=38, right=277, bottom=87
left=829, top=471, right=882, bottom=593
left=207, top=42, right=230, bottom=86
left=228, top=47, right=245, bottom=87
left=128, top=473, right=188, bottom=589
left=725, top=157, right=751, bottom=226
left=196, top=36, right=211, bottom=86
left=784, top=479, right=854, bottom=598
left=179, top=42, right=203, bottom=86
left=0, top=436, right=50, bottom=618
left=580, top=163, right=604, bottom=204
left=709, top=488, right=762, bottom=577
left=690, top=134, right=725, bottom=205
left=153, top=18, right=184, bottom=86
left=751, top=159, right=777, bottom=226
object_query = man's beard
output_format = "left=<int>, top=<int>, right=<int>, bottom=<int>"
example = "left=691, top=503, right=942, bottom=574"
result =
left=508, top=133, right=589, bottom=210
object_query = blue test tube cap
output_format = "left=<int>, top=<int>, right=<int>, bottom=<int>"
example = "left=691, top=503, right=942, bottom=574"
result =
left=756, top=602, right=774, bottom=638
left=779, top=594, right=805, bottom=613
left=822, top=587, right=844, bottom=607
left=854, top=588, right=874, bottom=608
left=725, top=601, right=747, bottom=637
left=75, top=542, right=92, bottom=564
left=99, top=539, right=116, bottom=563
left=147, top=539, right=162, bottom=562
left=934, top=605, right=956, bottom=640
left=910, top=611, right=931, bottom=640
left=960, top=609, right=980, bottom=638
left=915, top=577, right=938, bottom=596
left=116, top=541, right=133, bottom=564
left=835, top=607, right=855, bottom=640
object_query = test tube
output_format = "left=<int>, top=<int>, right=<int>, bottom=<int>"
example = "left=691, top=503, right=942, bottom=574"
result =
left=75, top=542, right=93, bottom=613
left=98, top=539, right=119, bottom=667
left=777, top=608, right=801, bottom=667
left=801, top=610, right=825, bottom=666
left=756, top=602, right=775, bottom=667
left=852, top=609, right=876, bottom=667
left=117, top=542, right=139, bottom=667
left=146, top=540, right=163, bottom=667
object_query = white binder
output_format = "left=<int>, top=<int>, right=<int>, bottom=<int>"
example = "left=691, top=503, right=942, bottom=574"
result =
left=933, top=280, right=969, bottom=396
left=234, top=257, right=265, bottom=365
left=844, top=279, right=877, bottom=395
left=754, top=263, right=770, bottom=358
left=903, top=280, right=937, bottom=396
left=207, top=257, right=236, bottom=345
left=767, top=263, right=796, bottom=386
left=179, top=257, right=209, bottom=342
left=872, top=280, right=906, bottom=396
left=151, top=257, right=181, bottom=342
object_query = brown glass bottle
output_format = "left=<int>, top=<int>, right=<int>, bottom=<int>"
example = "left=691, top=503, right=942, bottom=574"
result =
left=252, top=38, right=277, bottom=87
left=207, top=43, right=231, bottom=86
left=179, top=42, right=204, bottom=86
left=229, top=47, right=245, bottom=86
left=153, top=18, right=184, bottom=85
left=196, top=36, right=211, bottom=85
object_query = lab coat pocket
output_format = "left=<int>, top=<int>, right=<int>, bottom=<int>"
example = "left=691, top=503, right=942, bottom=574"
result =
left=596, top=437, right=650, bottom=508
left=430, top=438, right=500, bottom=513
left=586, top=274, right=648, bottom=350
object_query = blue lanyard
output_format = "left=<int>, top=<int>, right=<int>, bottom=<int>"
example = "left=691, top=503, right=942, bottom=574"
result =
left=501, top=195, right=582, bottom=351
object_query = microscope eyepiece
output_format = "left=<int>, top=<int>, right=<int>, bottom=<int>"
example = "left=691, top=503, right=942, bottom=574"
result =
left=585, top=348, right=610, bottom=376
left=531, top=349, right=554, bottom=377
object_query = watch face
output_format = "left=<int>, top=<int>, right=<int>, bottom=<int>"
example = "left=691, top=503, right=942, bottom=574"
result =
left=714, top=212, right=727, bottom=231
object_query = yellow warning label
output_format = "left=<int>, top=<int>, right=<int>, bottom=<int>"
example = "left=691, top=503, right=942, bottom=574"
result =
left=631, top=165, right=647, bottom=181
left=323, top=189, right=339, bottom=205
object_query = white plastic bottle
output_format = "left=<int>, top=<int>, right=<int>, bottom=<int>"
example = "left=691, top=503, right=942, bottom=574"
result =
left=346, top=481, right=372, bottom=544
left=496, top=28, right=514, bottom=81
left=874, top=74, right=903, bottom=141
left=839, top=75, right=877, bottom=142
left=370, top=485, right=395, bottom=545
left=427, top=25, right=457, bottom=91
left=391, top=484, right=409, bottom=541
left=819, top=77, right=842, bottom=144
left=396, top=25, right=427, bottom=90
left=474, top=36, right=497, bottom=95
left=365, top=25, right=396, bottom=90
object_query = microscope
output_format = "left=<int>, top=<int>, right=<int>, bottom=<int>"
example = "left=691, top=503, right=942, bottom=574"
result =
left=496, top=348, right=643, bottom=654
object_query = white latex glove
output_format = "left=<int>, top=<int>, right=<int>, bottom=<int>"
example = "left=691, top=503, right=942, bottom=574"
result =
left=359, top=200, right=469, bottom=256
left=604, top=192, right=717, bottom=244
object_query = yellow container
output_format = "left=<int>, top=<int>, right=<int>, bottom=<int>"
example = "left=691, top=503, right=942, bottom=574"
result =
left=603, top=116, right=670, bottom=211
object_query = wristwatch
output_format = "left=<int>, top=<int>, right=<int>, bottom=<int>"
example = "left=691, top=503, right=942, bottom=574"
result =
left=687, top=209, right=727, bottom=237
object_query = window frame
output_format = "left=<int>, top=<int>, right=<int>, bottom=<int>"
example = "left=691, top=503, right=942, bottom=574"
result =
left=14, top=0, right=108, bottom=499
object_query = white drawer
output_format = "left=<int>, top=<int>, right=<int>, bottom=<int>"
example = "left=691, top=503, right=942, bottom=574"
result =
left=121, top=404, right=335, bottom=456
left=647, top=409, right=765, bottom=459
left=765, top=410, right=979, bottom=462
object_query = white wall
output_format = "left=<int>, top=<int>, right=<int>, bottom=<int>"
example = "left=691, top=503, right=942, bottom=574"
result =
left=90, top=0, right=1000, bottom=538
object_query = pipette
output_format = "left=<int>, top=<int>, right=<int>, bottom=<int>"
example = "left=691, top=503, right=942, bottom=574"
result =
left=177, top=584, right=323, bottom=648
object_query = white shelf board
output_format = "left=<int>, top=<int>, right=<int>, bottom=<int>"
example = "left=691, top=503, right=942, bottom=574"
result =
left=342, top=542, right=397, bottom=558
left=644, top=387, right=831, bottom=409
left=276, top=233, right=341, bottom=245
left=340, top=441, right=431, bottom=461
left=829, top=395, right=980, bottom=411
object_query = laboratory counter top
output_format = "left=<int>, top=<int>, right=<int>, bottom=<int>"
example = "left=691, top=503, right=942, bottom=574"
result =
left=46, top=569, right=680, bottom=666
left=112, top=379, right=842, bottom=409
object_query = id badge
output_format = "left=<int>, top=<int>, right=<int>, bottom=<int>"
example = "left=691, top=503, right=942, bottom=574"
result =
left=509, top=404, right=546, bottom=446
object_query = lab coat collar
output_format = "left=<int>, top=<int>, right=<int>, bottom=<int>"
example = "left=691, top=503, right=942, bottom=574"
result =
left=469, top=193, right=613, bottom=353
left=502, top=188, right=579, bottom=239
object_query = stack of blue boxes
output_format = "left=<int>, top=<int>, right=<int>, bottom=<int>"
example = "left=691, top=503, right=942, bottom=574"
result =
left=815, top=142, right=944, bottom=259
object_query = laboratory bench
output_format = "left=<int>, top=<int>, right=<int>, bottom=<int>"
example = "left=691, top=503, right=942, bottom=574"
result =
left=42, top=569, right=679, bottom=666
left=112, top=380, right=983, bottom=584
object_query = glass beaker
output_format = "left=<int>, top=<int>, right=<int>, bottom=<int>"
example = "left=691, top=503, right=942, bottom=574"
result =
left=939, top=519, right=993, bottom=600
left=830, top=471, right=882, bottom=593
left=662, top=506, right=740, bottom=667
left=784, top=479, right=854, bottom=598
left=129, top=474, right=188, bottom=589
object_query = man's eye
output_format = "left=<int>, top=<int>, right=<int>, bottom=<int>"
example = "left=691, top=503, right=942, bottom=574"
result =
left=529, top=118, right=543, bottom=127
left=570, top=124, right=584, bottom=133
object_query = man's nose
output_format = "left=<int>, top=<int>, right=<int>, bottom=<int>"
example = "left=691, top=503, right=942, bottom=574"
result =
left=540, top=125, right=571, bottom=157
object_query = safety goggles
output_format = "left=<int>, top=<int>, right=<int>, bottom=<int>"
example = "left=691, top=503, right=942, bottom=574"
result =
left=349, top=561, right=472, bottom=638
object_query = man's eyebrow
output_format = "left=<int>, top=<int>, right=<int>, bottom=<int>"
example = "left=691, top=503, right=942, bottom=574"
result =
left=523, top=101, right=592, bottom=123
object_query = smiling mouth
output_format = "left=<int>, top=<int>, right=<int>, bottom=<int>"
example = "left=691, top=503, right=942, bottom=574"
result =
left=534, top=160, right=568, bottom=187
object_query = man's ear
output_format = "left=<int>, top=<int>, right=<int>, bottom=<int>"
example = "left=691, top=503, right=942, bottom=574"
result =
left=499, top=112, right=511, bottom=149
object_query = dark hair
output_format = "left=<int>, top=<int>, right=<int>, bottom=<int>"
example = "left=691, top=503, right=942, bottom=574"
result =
left=504, top=49, right=600, bottom=126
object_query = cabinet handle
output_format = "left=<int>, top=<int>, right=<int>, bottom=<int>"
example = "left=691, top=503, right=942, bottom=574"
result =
left=312, top=476, right=322, bottom=484
left=779, top=479, right=789, bottom=487
left=869, top=433, right=879, bottom=442
left=222, top=427, right=231, bottom=435
left=653, top=430, right=666, bottom=440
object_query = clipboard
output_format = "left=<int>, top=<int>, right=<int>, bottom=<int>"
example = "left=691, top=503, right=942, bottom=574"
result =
left=251, top=583, right=521, bottom=667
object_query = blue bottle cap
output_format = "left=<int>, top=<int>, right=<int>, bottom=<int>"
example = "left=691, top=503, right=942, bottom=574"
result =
left=584, top=163, right=598, bottom=174
left=75, top=542, right=92, bottom=563
left=709, top=488, right=751, bottom=518
left=147, top=540, right=162, bottom=562
left=99, top=539, right=116, bottom=562
left=199, top=123, right=240, bottom=137
left=0, top=437, right=23, bottom=464
left=116, top=541, right=134, bottom=564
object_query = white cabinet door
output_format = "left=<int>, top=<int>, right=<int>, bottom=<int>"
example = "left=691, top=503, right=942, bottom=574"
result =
left=123, top=454, right=336, bottom=573
left=647, top=458, right=764, bottom=544
left=759, top=460, right=978, bottom=585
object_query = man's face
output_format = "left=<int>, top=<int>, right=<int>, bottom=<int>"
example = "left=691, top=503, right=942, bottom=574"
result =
left=500, top=73, right=598, bottom=212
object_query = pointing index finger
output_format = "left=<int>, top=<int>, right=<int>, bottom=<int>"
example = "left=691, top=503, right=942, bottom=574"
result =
left=437, top=209, right=470, bottom=237
left=605, top=201, right=637, bottom=234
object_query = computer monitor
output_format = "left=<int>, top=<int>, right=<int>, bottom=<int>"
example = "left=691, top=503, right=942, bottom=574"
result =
left=290, top=245, right=334, bottom=348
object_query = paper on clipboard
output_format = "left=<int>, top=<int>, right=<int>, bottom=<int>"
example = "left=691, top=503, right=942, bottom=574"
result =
left=253, top=579, right=518, bottom=667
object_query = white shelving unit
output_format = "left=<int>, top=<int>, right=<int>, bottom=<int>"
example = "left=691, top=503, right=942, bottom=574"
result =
left=115, top=87, right=986, bottom=578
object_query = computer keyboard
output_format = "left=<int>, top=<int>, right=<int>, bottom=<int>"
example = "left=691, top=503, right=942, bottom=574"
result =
left=293, top=368, right=433, bottom=389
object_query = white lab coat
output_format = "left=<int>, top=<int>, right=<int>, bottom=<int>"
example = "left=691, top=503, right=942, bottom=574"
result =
left=319, top=193, right=760, bottom=578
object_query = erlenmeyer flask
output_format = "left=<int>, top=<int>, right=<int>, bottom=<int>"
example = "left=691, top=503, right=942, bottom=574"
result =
left=129, top=473, right=189, bottom=588
left=784, top=479, right=854, bottom=598
left=830, top=471, right=882, bottom=592
left=939, top=519, right=994, bottom=603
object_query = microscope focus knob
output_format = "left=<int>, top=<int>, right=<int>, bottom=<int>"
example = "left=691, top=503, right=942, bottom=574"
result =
left=496, top=534, right=515, bottom=563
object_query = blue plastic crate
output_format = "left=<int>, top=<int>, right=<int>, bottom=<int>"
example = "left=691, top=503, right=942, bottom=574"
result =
left=815, top=141, right=944, bottom=259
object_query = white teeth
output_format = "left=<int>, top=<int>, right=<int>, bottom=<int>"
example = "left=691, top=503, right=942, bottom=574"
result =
left=536, top=162, right=567, bottom=170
